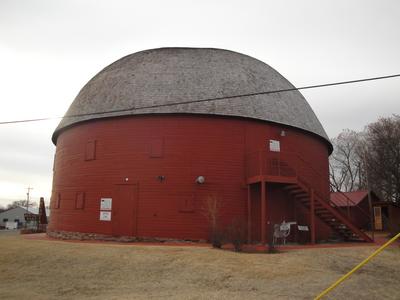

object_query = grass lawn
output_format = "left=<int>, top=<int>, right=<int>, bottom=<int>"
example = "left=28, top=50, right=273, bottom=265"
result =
left=0, top=231, right=399, bottom=299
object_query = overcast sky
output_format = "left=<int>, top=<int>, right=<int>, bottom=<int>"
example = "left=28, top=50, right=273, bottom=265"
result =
left=0, top=0, right=399, bottom=207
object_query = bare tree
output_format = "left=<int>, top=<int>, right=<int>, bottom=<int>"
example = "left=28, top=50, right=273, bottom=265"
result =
left=7, top=200, right=37, bottom=210
left=330, top=115, right=400, bottom=205
left=363, top=115, right=400, bottom=204
left=329, top=129, right=365, bottom=192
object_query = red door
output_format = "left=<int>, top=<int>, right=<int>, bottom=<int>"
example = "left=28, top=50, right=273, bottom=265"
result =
left=112, top=184, right=137, bottom=236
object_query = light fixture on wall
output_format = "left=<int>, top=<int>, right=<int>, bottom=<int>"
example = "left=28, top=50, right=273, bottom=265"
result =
left=280, top=130, right=286, bottom=137
left=196, top=176, right=205, bottom=184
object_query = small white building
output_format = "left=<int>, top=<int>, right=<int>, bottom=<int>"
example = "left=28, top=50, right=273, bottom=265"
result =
left=0, top=206, right=50, bottom=229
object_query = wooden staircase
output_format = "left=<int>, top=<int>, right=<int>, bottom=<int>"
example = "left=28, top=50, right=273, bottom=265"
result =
left=284, top=180, right=373, bottom=242
left=246, top=149, right=373, bottom=243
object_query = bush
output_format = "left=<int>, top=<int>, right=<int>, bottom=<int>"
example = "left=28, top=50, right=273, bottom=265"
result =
left=227, top=218, right=247, bottom=252
left=210, top=227, right=225, bottom=249
left=20, top=225, right=47, bottom=234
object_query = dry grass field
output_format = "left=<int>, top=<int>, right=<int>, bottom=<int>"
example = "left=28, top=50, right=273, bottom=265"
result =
left=0, top=231, right=399, bottom=300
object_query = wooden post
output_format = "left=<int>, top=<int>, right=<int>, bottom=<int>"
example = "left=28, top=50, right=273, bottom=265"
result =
left=247, top=184, right=251, bottom=244
left=310, top=188, right=316, bottom=244
left=294, top=199, right=298, bottom=243
left=261, top=181, right=266, bottom=244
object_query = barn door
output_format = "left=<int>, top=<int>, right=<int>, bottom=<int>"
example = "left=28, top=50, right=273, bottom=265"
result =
left=112, top=184, right=138, bottom=236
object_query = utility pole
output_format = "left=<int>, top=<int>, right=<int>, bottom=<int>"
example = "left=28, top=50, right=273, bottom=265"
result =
left=26, top=186, right=33, bottom=212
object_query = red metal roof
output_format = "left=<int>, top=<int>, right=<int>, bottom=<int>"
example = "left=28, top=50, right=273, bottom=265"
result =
left=330, top=190, right=369, bottom=207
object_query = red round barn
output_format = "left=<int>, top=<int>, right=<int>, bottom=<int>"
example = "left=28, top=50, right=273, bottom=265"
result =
left=48, top=48, right=369, bottom=243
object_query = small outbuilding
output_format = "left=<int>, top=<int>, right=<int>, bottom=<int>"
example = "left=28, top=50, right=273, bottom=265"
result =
left=330, top=190, right=376, bottom=231
left=372, top=201, right=400, bottom=234
left=0, top=205, right=50, bottom=230
left=1, top=207, right=32, bottom=229
left=330, top=190, right=400, bottom=235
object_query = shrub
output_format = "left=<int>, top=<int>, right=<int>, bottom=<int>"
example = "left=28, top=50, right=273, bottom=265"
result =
left=227, top=218, right=247, bottom=252
left=210, top=227, right=225, bottom=248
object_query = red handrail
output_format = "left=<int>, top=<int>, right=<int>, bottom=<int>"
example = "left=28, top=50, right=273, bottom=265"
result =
left=245, top=149, right=373, bottom=241
left=246, top=149, right=372, bottom=231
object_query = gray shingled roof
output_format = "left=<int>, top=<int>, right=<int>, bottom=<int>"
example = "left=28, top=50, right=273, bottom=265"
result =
left=53, top=48, right=330, bottom=148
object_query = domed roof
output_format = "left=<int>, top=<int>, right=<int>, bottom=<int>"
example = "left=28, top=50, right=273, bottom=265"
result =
left=53, top=47, right=330, bottom=148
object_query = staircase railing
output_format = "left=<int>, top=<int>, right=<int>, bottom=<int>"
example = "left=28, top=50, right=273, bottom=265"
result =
left=245, top=149, right=374, bottom=241
left=245, top=150, right=298, bottom=179
left=297, top=153, right=373, bottom=238
left=246, top=149, right=328, bottom=196
left=294, top=177, right=373, bottom=242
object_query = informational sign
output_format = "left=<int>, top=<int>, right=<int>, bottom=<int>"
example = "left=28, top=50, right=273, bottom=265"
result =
left=298, top=225, right=309, bottom=231
left=269, top=140, right=280, bottom=152
left=99, top=211, right=111, bottom=221
left=100, top=198, right=112, bottom=210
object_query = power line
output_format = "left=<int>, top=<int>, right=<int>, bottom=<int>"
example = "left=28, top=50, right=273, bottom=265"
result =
left=1, top=73, right=400, bottom=125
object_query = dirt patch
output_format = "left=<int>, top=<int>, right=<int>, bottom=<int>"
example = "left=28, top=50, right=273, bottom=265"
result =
left=0, top=233, right=399, bottom=299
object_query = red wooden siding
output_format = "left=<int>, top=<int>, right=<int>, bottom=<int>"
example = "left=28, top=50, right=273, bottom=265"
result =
left=49, top=115, right=330, bottom=241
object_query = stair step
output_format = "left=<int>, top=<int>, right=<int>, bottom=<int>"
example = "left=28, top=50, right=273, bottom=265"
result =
left=324, top=220, right=340, bottom=224
left=285, top=182, right=372, bottom=243
left=289, top=191, right=308, bottom=198
left=283, top=186, right=301, bottom=193
left=300, top=199, right=323, bottom=204
left=300, top=201, right=310, bottom=206
left=332, top=225, right=348, bottom=230
left=316, top=212, right=334, bottom=217
left=297, top=196, right=310, bottom=201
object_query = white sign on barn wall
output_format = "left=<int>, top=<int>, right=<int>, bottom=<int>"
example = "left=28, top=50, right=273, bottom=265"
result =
left=99, top=211, right=111, bottom=221
left=100, top=198, right=112, bottom=210
left=298, top=225, right=309, bottom=231
left=269, top=140, right=280, bottom=152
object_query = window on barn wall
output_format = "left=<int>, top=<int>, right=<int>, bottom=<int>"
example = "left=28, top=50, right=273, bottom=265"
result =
left=75, top=192, right=85, bottom=209
left=3, top=218, right=8, bottom=222
left=85, top=140, right=97, bottom=161
left=55, top=193, right=61, bottom=209
left=149, top=138, right=164, bottom=158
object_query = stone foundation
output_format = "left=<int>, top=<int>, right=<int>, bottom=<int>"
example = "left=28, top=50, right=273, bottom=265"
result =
left=46, top=230, right=206, bottom=244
